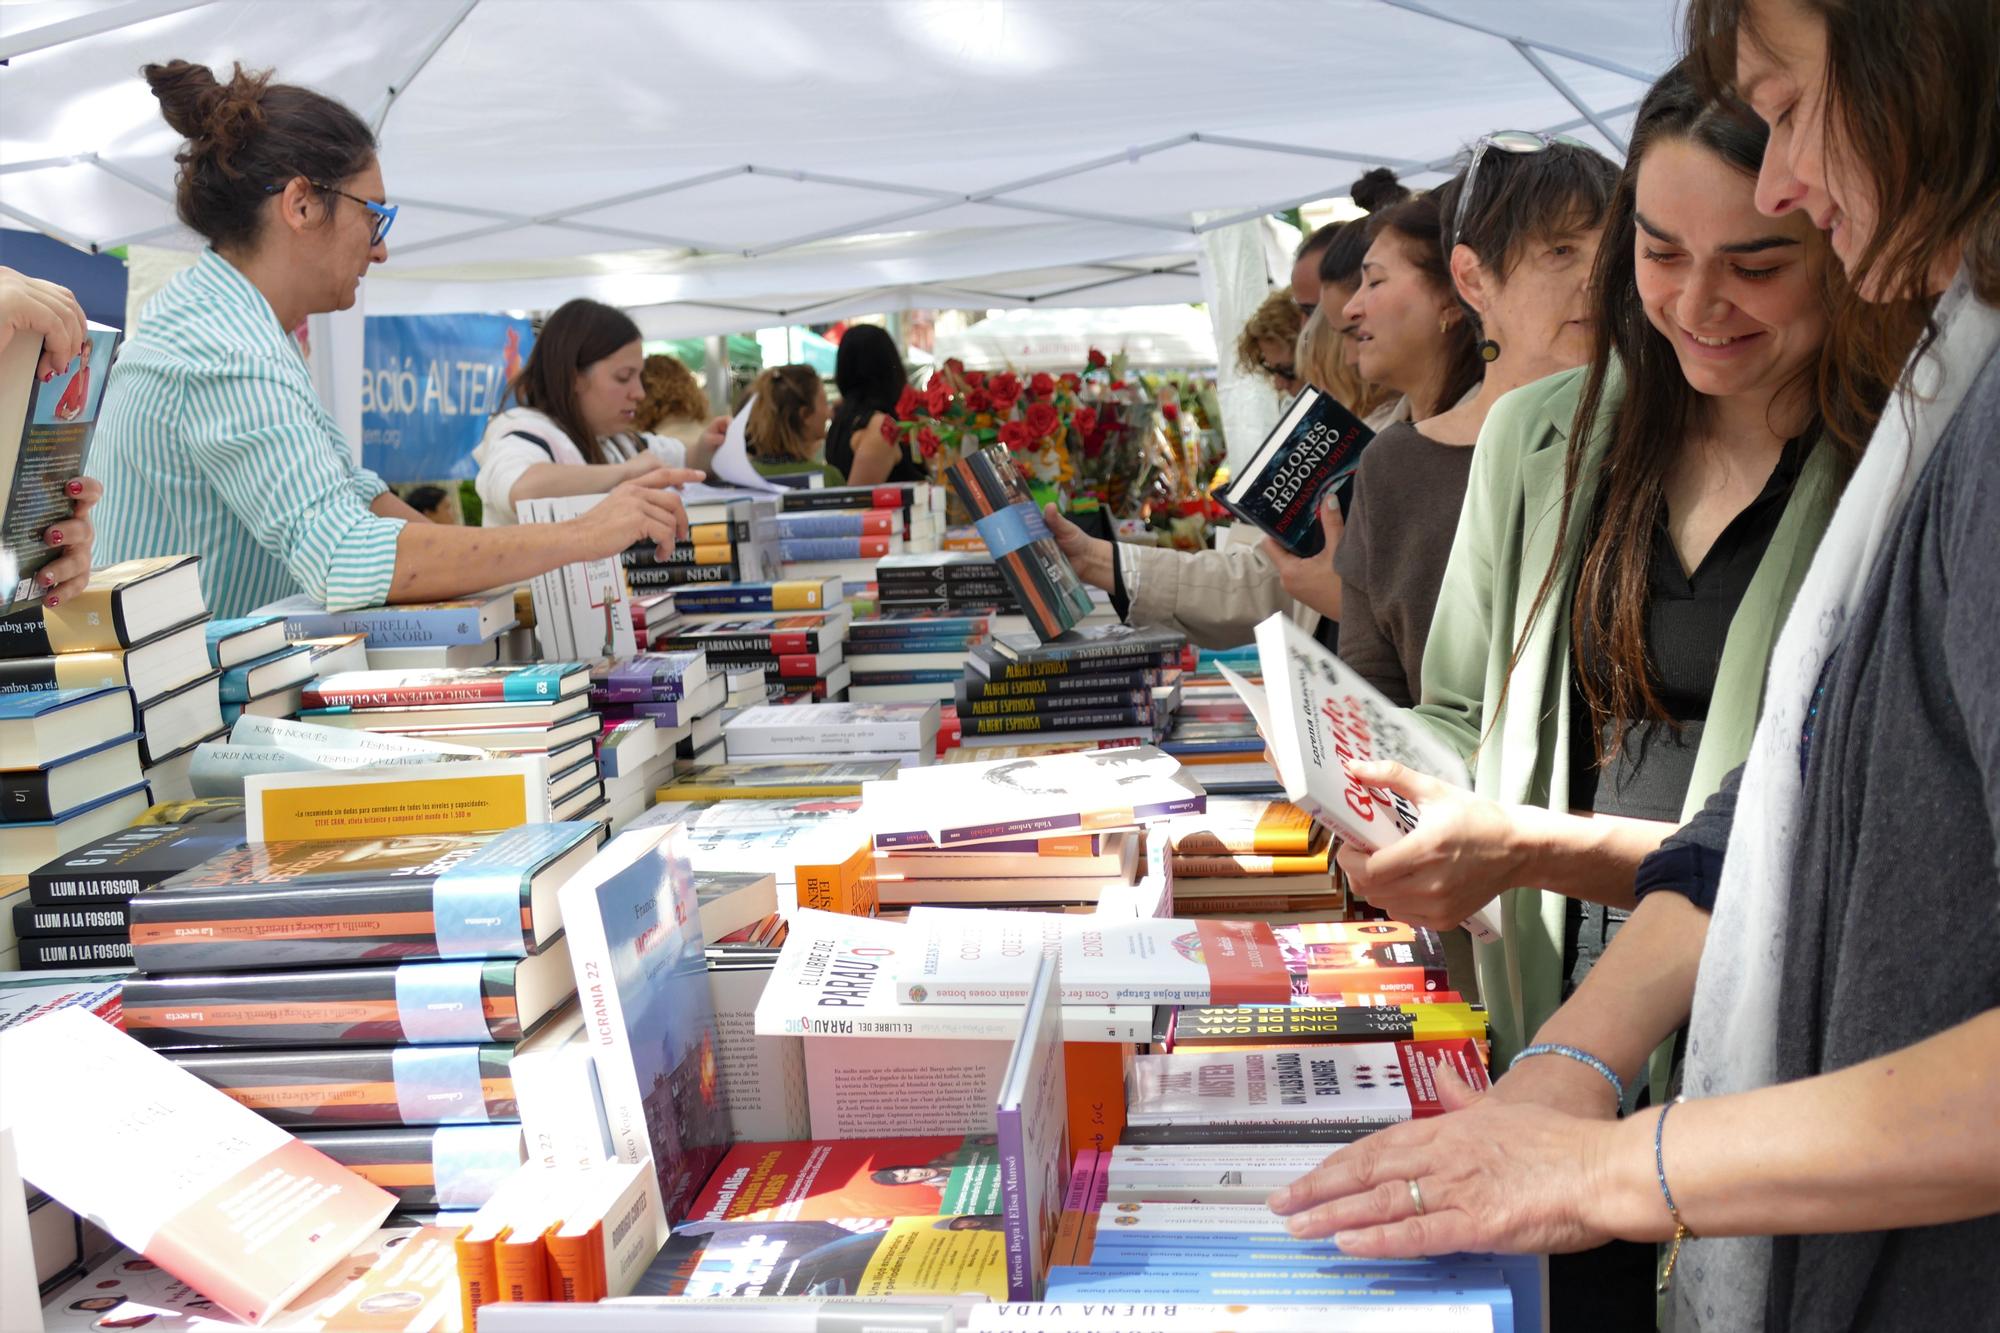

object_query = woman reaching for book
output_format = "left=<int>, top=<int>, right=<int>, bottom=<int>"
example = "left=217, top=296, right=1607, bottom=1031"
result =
left=88, top=61, right=698, bottom=618
left=0, top=265, right=102, bottom=605
left=473, top=298, right=723, bottom=526
left=1277, top=2, right=2000, bottom=1324
left=1038, top=171, right=1420, bottom=652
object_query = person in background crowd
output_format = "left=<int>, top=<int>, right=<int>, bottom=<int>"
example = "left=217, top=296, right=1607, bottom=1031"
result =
left=823, top=323, right=921, bottom=486
left=0, top=265, right=102, bottom=606
left=631, top=352, right=726, bottom=474
left=744, top=364, right=844, bottom=487
left=1290, top=221, right=1340, bottom=317
left=1325, top=138, right=1615, bottom=709
left=1313, top=167, right=1415, bottom=427
left=1235, top=289, right=1307, bottom=399
left=401, top=484, right=455, bottom=524
left=1270, top=0, right=1999, bottom=1313
left=89, top=62, right=693, bottom=617
left=474, top=298, right=710, bottom=527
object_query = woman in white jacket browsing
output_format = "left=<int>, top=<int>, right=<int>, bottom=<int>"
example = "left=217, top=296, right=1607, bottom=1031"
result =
left=473, top=298, right=719, bottom=525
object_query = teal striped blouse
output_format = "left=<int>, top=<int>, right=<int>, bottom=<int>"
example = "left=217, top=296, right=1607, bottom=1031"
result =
left=89, top=249, right=404, bottom=618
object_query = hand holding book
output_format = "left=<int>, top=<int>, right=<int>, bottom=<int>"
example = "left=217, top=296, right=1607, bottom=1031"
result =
left=1259, top=493, right=1345, bottom=623
left=1329, top=759, right=1532, bottom=932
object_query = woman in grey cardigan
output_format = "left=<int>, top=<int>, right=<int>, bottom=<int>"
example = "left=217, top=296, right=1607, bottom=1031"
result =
left=1270, top=2, right=2000, bottom=1329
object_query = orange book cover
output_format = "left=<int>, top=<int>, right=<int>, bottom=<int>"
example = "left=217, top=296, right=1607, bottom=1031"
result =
left=1167, top=799, right=1319, bottom=855
left=494, top=1225, right=551, bottom=1302
left=452, top=1227, right=499, bottom=1329
left=544, top=1227, right=602, bottom=1303
left=797, top=840, right=878, bottom=917
left=1064, top=1042, right=1129, bottom=1155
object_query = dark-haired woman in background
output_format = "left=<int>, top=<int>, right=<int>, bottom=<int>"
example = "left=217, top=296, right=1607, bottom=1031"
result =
left=474, top=298, right=709, bottom=526
left=89, top=62, right=694, bottom=617
left=823, top=324, right=919, bottom=485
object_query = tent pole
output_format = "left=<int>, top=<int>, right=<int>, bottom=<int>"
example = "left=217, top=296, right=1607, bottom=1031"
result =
left=0, top=199, right=90, bottom=252
left=371, top=0, right=481, bottom=137
left=1421, top=99, right=1640, bottom=171
left=1375, top=0, right=1659, bottom=83
left=1512, top=43, right=1631, bottom=156
left=0, top=0, right=212, bottom=62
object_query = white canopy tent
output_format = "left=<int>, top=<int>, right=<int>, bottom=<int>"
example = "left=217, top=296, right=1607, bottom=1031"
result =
left=934, top=304, right=1218, bottom=372
left=0, top=0, right=1679, bottom=331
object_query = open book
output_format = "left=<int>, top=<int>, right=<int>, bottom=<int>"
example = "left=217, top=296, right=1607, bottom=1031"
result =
left=1220, top=613, right=1500, bottom=942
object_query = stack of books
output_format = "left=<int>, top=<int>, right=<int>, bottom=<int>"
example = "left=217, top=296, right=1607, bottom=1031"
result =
left=845, top=606, right=993, bottom=703
left=9, top=818, right=240, bottom=967
left=721, top=700, right=940, bottom=768
left=2, top=556, right=223, bottom=806
left=292, top=663, right=605, bottom=820
left=261, top=585, right=519, bottom=669
left=205, top=611, right=315, bottom=737
left=654, top=609, right=852, bottom=706
left=0, top=686, right=151, bottom=877
left=876, top=551, right=1021, bottom=618
left=623, top=491, right=781, bottom=593
left=1163, top=798, right=1342, bottom=919
left=871, top=829, right=1146, bottom=913
left=112, top=824, right=607, bottom=1215
left=952, top=625, right=1188, bottom=752
left=588, top=649, right=729, bottom=797
left=778, top=481, right=946, bottom=574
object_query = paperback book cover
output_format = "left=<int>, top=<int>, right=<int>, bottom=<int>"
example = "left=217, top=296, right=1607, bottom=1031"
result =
left=293, top=1123, right=526, bottom=1210
left=635, top=1214, right=1008, bottom=1299
left=863, top=746, right=1205, bottom=848
left=993, top=952, right=1069, bottom=1301
left=0, top=322, right=120, bottom=607
left=669, top=577, right=843, bottom=615
left=557, top=823, right=730, bottom=1243
left=593, top=650, right=711, bottom=702
left=947, top=446, right=1094, bottom=642
left=262, top=588, right=517, bottom=648
left=1214, top=385, right=1374, bottom=556
left=1276, top=921, right=1452, bottom=997
left=27, top=820, right=245, bottom=905
left=0, top=1007, right=394, bottom=1325
left=129, top=822, right=599, bottom=970
left=1225, top=614, right=1497, bottom=941
left=724, top=702, right=939, bottom=757
left=1125, top=1039, right=1490, bottom=1138
left=686, top=1136, right=1003, bottom=1226
left=301, top=663, right=587, bottom=709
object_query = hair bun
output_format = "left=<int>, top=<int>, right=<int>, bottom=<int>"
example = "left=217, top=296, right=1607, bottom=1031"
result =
left=1349, top=167, right=1411, bottom=214
left=144, top=59, right=271, bottom=181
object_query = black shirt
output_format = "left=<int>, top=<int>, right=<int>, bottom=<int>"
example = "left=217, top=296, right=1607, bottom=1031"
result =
left=824, top=401, right=925, bottom=484
left=1563, top=434, right=1809, bottom=992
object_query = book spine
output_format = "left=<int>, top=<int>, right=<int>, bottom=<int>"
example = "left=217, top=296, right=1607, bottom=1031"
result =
left=19, top=934, right=134, bottom=968
left=729, top=724, right=918, bottom=755
left=780, top=488, right=914, bottom=513
left=0, top=770, right=59, bottom=822
left=685, top=520, right=752, bottom=545
left=664, top=630, right=824, bottom=656
left=958, top=708, right=1149, bottom=737
left=624, top=563, right=740, bottom=588
left=621, top=540, right=740, bottom=568
left=544, top=1227, right=601, bottom=1302
left=285, top=606, right=496, bottom=647
left=1170, top=853, right=1329, bottom=876
left=777, top=536, right=894, bottom=562
left=996, top=1097, right=1031, bottom=1301
left=455, top=1232, right=499, bottom=1330
left=960, top=690, right=1145, bottom=717
left=959, top=670, right=1157, bottom=701
left=771, top=511, right=898, bottom=537
left=494, top=1228, right=552, bottom=1301
left=948, top=449, right=1076, bottom=642
left=513, top=1048, right=615, bottom=1172
left=980, top=652, right=1177, bottom=683
left=302, top=680, right=517, bottom=708
left=0, top=658, right=71, bottom=693
left=13, top=899, right=129, bottom=935
left=847, top=669, right=962, bottom=686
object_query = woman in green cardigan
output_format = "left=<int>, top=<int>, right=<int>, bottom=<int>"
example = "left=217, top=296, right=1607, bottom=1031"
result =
left=1336, top=67, right=1873, bottom=1070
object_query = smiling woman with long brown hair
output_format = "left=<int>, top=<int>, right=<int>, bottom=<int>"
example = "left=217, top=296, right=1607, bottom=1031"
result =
left=1270, top=3, right=2000, bottom=1327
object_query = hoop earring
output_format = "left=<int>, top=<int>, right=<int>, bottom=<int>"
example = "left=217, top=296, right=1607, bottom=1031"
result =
left=1478, top=339, right=1501, bottom=362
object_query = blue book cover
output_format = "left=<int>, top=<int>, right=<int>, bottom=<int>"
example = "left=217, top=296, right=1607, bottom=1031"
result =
left=669, top=579, right=840, bottom=615
left=204, top=613, right=286, bottom=667
left=0, top=779, right=149, bottom=831
left=778, top=536, right=895, bottom=563
left=258, top=591, right=516, bottom=648
left=0, top=683, right=126, bottom=721
left=557, top=824, right=729, bottom=1241
left=771, top=511, right=897, bottom=538
left=1215, top=386, right=1374, bottom=556
left=1043, top=1265, right=1515, bottom=1324
left=217, top=645, right=310, bottom=704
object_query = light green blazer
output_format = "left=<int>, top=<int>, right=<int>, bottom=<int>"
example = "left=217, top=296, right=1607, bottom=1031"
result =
left=1410, top=361, right=1840, bottom=1062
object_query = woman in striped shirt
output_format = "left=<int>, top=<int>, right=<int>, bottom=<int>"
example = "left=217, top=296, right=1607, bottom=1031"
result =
left=88, top=60, right=695, bottom=618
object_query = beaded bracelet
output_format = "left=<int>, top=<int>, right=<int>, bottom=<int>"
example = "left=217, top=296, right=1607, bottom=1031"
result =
left=1654, top=1095, right=1693, bottom=1292
left=1507, top=1042, right=1625, bottom=1109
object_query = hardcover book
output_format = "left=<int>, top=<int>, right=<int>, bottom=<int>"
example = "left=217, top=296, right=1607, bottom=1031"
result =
left=293, top=1123, right=526, bottom=1210
left=557, top=823, right=730, bottom=1243
left=947, top=446, right=1095, bottom=642
left=1223, top=614, right=1497, bottom=941
left=301, top=662, right=588, bottom=709
left=0, top=683, right=135, bottom=770
left=120, top=942, right=577, bottom=1047
left=0, top=1007, right=393, bottom=1325
left=203, top=612, right=288, bottom=669
left=261, top=587, right=517, bottom=648
left=28, top=820, right=245, bottom=904
left=1214, top=385, right=1374, bottom=556
left=165, top=1042, right=522, bottom=1127
left=0, top=554, right=204, bottom=658
left=129, top=823, right=600, bottom=971
left=668, top=576, right=843, bottom=615
left=724, top=701, right=939, bottom=757
left=592, top=650, right=711, bottom=702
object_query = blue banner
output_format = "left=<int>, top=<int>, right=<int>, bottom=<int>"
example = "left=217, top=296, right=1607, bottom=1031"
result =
left=362, top=313, right=533, bottom=482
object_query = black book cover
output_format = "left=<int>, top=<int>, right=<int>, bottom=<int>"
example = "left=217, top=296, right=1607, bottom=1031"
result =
left=19, top=933, right=134, bottom=968
left=989, top=624, right=1185, bottom=665
left=969, top=641, right=1179, bottom=683
left=956, top=706, right=1153, bottom=737
left=779, top=484, right=920, bottom=514
left=946, top=447, right=1094, bottom=642
left=957, top=662, right=1172, bottom=700
left=957, top=688, right=1152, bottom=718
left=121, top=958, right=537, bottom=1047
left=1215, top=386, right=1374, bottom=557
left=1170, top=1003, right=1474, bottom=1046
left=27, top=822, right=246, bottom=905
left=625, top=562, right=742, bottom=588
left=13, top=898, right=128, bottom=936
left=292, top=1125, right=525, bottom=1209
left=165, top=1044, right=518, bottom=1128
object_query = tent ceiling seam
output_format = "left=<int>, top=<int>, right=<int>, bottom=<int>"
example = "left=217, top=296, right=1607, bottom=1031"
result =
left=0, top=0, right=214, bottom=63
left=1375, top=0, right=1658, bottom=83
left=1512, top=42, right=1631, bottom=156
left=371, top=0, right=481, bottom=137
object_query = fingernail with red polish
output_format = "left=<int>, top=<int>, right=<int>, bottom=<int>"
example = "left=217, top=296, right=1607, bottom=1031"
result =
left=66, top=480, right=83, bottom=496
left=41, top=371, right=53, bottom=383
left=44, top=595, right=58, bottom=607
left=48, top=530, right=62, bottom=545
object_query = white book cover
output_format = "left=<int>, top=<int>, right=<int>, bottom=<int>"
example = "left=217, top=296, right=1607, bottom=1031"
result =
left=1227, top=613, right=1499, bottom=941
left=228, top=712, right=485, bottom=757
left=899, top=909, right=1292, bottom=1008
left=754, top=909, right=1142, bottom=1043
left=724, top=701, right=940, bottom=756
left=862, top=746, right=1206, bottom=849
left=511, top=1007, right=618, bottom=1173
left=0, top=1008, right=393, bottom=1326
left=706, top=965, right=810, bottom=1142
left=1127, top=1040, right=1488, bottom=1128
left=518, top=494, right=639, bottom=662
left=993, top=953, right=1069, bottom=1302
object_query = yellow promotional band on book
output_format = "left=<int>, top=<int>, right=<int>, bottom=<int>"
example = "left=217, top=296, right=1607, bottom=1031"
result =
left=253, top=774, right=531, bottom=841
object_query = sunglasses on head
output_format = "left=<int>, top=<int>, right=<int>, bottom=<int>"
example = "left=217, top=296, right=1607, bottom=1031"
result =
left=264, top=178, right=398, bottom=246
left=1450, top=130, right=1592, bottom=254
